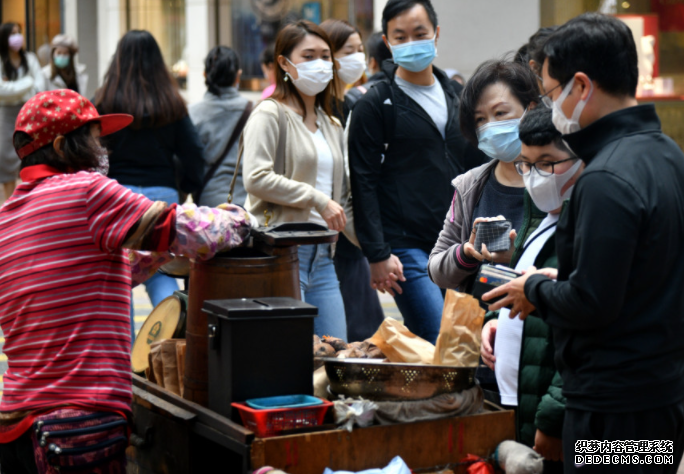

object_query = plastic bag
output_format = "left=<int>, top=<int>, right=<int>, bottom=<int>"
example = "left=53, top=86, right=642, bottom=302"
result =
left=368, top=319, right=435, bottom=364
left=433, top=291, right=484, bottom=367
left=333, top=397, right=378, bottom=432
left=322, top=455, right=411, bottom=474
left=495, top=440, right=544, bottom=474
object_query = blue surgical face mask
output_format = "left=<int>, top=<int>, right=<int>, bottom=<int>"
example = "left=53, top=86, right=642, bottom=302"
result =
left=476, top=117, right=523, bottom=163
left=53, top=54, right=70, bottom=69
left=388, top=34, right=437, bottom=73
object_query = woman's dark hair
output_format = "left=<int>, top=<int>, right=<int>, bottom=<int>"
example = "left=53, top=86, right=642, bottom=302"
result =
left=382, top=0, right=438, bottom=36
left=518, top=105, right=572, bottom=155
left=543, top=13, right=638, bottom=97
left=514, top=43, right=529, bottom=66
left=0, top=23, right=28, bottom=81
left=272, top=20, right=337, bottom=121
left=204, top=46, right=240, bottom=96
left=94, top=30, right=187, bottom=129
left=260, top=44, right=275, bottom=66
left=528, top=26, right=558, bottom=75
left=367, top=32, right=392, bottom=66
left=459, top=59, right=539, bottom=146
left=14, top=124, right=103, bottom=172
left=320, top=19, right=361, bottom=54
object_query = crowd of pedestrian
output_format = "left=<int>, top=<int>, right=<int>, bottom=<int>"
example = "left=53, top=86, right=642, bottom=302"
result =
left=1, top=0, right=684, bottom=472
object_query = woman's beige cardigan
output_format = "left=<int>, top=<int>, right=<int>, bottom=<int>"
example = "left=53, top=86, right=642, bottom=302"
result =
left=242, top=99, right=358, bottom=246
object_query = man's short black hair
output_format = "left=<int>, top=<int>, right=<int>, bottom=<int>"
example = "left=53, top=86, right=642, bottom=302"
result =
left=528, top=26, right=558, bottom=74
left=519, top=105, right=572, bottom=155
left=367, top=32, right=392, bottom=66
left=459, top=60, right=539, bottom=146
left=382, top=0, right=438, bottom=37
left=543, top=13, right=638, bottom=97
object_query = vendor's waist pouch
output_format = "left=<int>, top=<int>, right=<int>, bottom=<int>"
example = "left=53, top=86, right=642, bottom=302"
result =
left=31, top=409, right=128, bottom=474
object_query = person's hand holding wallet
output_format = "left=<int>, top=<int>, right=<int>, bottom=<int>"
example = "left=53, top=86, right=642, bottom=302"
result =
left=463, top=216, right=517, bottom=264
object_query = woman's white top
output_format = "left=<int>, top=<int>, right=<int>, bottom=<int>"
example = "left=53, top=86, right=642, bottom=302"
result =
left=0, top=52, right=46, bottom=106
left=308, top=128, right=334, bottom=227
left=42, top=63, right=89, bottom=96
left=494, top=212, right=559, bottom=406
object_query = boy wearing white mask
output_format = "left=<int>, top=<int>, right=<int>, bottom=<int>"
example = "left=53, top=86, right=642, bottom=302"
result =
left=348, top=0, right=487, bottom=344
left=480, top=106, right=582, bottom=473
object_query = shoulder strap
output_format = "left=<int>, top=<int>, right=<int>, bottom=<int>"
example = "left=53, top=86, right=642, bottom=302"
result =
left=199, top=101, right=252, bottom=204
left=370, top=80, right=396, bottom=149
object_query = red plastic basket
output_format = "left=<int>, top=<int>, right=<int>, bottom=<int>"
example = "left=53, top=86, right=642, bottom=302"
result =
left=232, top=399, right=333, bottom=438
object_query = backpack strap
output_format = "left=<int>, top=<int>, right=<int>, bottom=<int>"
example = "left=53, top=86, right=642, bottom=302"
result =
left=368, top=79, right=396, bottom=151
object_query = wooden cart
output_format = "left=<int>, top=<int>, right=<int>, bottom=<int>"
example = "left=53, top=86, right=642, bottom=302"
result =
left=127, top=375, right=515, bottom=474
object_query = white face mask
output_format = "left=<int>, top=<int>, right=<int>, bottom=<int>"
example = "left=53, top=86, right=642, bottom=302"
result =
left=285, top=58, right=333, bottom=97
left=336, top=52, right=366, bottom=85
left=523, top=159, right=582, bottom=212
left=551, top=79, right=594, bottom=135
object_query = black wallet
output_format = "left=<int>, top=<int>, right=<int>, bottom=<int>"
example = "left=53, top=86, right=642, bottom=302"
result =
left=473, top=220, right=512, bottom=253
left=472, top=264, right=522, bottom=307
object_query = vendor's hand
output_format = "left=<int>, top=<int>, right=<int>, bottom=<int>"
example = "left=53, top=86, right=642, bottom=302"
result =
left=321, top=200, right=347, bottom=232
left=481, top=320, right=498, bottom=370
left=480, top=229, right=517, bottom=265
left=463, top=216, right=506, bottom=262
left=370, top=255, right=406, bottom=297
left=484, top=266, right=538, bottom=320
left=534, top=429, right=564, bottom=462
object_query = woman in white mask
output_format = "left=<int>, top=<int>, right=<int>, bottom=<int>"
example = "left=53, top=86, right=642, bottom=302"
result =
left=319, top=19, right=385, bottom=343
left=320, top=19, right=366, bottom=126
left=479, top=105, right=583, bottom=469
left=429, top=60, right=539, bottom=293
left=242, top=21, right=357, bottom=341
left=0, top=22, right=46, bottom=204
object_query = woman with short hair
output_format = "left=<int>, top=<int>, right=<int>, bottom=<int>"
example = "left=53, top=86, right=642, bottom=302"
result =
left=189, top=46, right=252, bottom=207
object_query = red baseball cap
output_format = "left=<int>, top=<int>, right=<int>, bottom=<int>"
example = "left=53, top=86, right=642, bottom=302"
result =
left=14, top=89, right=133, bottom=159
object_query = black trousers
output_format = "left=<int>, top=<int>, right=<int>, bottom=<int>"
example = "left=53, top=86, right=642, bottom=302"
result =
left=0, top=431, right=39, bottom=474
left=563, top=399, right=684, bottom=473
left=333, top=235, right=385, bottom=342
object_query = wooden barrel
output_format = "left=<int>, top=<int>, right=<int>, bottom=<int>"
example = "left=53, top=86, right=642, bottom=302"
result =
left=183, top=246, right=300, bottom=406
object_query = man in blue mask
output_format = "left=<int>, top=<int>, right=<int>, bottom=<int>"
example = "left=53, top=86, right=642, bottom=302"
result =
left=348, top=0, right=487, bottom=343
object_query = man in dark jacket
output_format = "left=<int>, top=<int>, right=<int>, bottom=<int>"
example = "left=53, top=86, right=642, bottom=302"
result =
left=486, top=13, right=684, bottom=473
left=348, top=0, right=486, bottom=343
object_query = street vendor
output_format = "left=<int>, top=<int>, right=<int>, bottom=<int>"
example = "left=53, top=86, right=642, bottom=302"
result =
left=0, top=89, right=255, bottom=473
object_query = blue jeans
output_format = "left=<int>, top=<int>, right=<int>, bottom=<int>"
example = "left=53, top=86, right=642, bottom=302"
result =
left=392, top=248, right=444, bottom=344
left=124, top=186, right=180, bottom=340
left=298, top=244, right=347, bottom=341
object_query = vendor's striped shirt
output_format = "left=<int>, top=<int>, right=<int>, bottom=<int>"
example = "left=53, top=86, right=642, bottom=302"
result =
left=0, top=167, right=152, bottom=416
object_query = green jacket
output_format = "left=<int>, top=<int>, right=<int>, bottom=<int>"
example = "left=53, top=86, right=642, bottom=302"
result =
left=485, top=192, right=566, bottom=447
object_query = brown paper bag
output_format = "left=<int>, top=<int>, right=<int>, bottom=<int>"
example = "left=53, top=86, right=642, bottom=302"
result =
left=369, top=318, right=435, bottom=364
left=161, top=339, right=182, bottom=395
left=149, top=341, right=164, bottom=388
left=176, top=340, right=186, bottom=398
left=433, top=290, right=485, bottom=367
